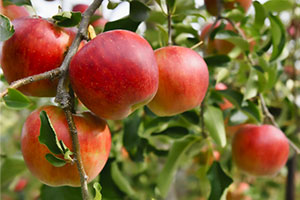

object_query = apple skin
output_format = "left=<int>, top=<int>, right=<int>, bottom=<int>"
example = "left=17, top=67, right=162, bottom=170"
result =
left=1, top=18, right=76, bottom=97
left=72, top=4, right=107, bottom=28
left=69, top=30, right=159, bottom=120
left=215, top=83, right=233, bottom=110
left=232, top=124, right=289, bottom=176
left=21, top=105, right=111, bottom=187
left=147, top=46, right=209, bottom=116
left=204, top=0, right=252, bottom=16
left=0, top=2, right=30, bottom=21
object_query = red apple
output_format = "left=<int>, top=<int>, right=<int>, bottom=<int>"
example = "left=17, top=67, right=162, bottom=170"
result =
left=204, top=0, right=252, bottom=16
left=72, top=4, right=107, bottom=28
left=232, top=124, right=289, bottom=176
left=14, top=178, right=28, bottom=192
left=69, top=30, right=159, bottom=120
left=227, top=182, right=252, bottom=200
left=215, top=83, right=233, bottom=110
left=0, top=1, right=30, bottom=21
left=147, top=46, right=209, bottom=116
left=1, top=17, right=76, bottom=97
left=21, top=105, right=111, bottom=187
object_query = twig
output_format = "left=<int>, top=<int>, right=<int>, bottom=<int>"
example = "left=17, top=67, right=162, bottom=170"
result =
left=167, top=4, right=172, bottom=46
left=53, top=1, right=104, bottom=199
left=0, top=68, right=61, bottom=98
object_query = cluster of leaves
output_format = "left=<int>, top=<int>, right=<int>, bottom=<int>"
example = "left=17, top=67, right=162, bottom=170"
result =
left=1, top=0, right=300, bottom=200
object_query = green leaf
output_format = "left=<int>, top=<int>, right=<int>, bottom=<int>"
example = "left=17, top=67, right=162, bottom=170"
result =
left=268, top=14, right=286, bottom=61
left=123, top=111, right=141, bottom=153
left=215, top=30, right=250, bottom=51
left=204, top=106, right=226, bottom=147
left=93, top=182, right=102, bottom=200
left=39, top=111, right=62, bottom=155
left=0, top=156, right=26, bottom=185
left=129, top=1, right=151, bottom=22
left=207, top=162, right=233, bottom=200
left=52, top=11, right=82, bottom=27
left=204, top=55, right=231, bottom=67
left=104, top=17, right=140, bottom=32
left=45, top=154, right=66, bottom=167
left=111, top=161, right=136, bottom=197
left=107, top=1, right=119, bottom=9
left=253, top=1, right=266, bottom=29
left=181, top=110, right=199, bottom=124
left=217, top=90, right=243, bottom=108
left=40, top=185, right=82, bottom=200
left=0, top=15, right=15, bottom=42
left=166, top=0, right=176, bottom=13
left=3, top=0, right=31, bottom=6
left=241, top=100, right=261, bottom=123
left=152, top=126, right=189, bottom=139
left=263, top=0, right=293, bottom=12
left=3, top=88, right=31, bottom=109
left=243, top=68, right=258, bottom=100
left=157, top=135, right=199, bottom=197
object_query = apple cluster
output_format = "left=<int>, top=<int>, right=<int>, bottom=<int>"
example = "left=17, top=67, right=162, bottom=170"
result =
left=1, top=7, right=209, bottom=185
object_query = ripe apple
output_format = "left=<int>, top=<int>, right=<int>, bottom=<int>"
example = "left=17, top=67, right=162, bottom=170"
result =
left=72, top=4, right=107, bottom=28
left=0, top=1, right=30, bottom=21
left=215, top=83, right=233, bottom=110
left=69, top=30, right=159, bottom=120
left=21, top=105, right=111, bottom=187
left=232, top=124, right=289, bottom=176
left=227, top=182, right=252, bottom=200
left=204, top=0, right=252, bottom=16
left=1, top=17, right=76, bottom=97
left=147, top=46, right=209, bottom=116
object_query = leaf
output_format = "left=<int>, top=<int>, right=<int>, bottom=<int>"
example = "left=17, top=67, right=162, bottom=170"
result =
left=129, top=1, right=151, bottom=22
left=263, top=0, right=293, bottom=12
left=204, top=55, right=231, bottom=67
left=93, top=182, right=102, bottom=200
left=216, top=68, right=229, bottom=83
left=39, top=111, right=62, bottom=155
left=123, top=111, right=141, bottom=153
left=52, top=11, right=82, bottom=27
left=253, top=1, right=266, bottom=29
left=204, top=106, right=226, bottom=147
left=0, top=156, right=26, bottom=185
left=207, top=162, right=233, bottom=200
left=152, top=126, right=189, bottom=139
left=215, top=30, right=250, bottom=51
left=3, top=88, right=31, bottom=109
left=111, top=161, right=136, bottom=197
left=181, top=110, right=199, bottom=124
left=40, top=185, right=82, bottom=200
left=0, top=15, right=15, bottom=42
left=157, top=135, right=199, bottom=197
left=241, top=100, right=262, bottom=123
left=268, top=14, right=286, bottom=61
left=166, top=0, right=176, bottom=13
left=104, top=17, right=140, bottom=32
left=45, top=154, right=66, bottom=167
left=243, top=68, right=258, bottom=100
left=217, top=90, right=243, bottom=108
left=3, top=0, right=31, bottom=6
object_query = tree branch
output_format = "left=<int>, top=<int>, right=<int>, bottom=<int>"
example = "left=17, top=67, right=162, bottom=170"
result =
left=0, top=68, right=61, bottom=98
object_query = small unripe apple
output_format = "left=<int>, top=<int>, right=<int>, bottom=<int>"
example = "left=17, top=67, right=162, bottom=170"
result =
left=215, top=83, right=233, bottom=110
left=0, top=1, right=30, bottom=20
left=69, top=30, right=159, bottom=120
left=1, top=18, right=76, bottom=97
left=204, top=0, right=252, bottom=16
left=232, top=124, right=289, bottom=176
left=21, top=105, right=111, bottom=187
left=72, top=4, right=107, bottom=28
left=147, top=46, right=209, bottom=116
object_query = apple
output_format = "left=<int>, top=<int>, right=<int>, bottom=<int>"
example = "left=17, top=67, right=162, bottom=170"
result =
left=147, top=46, right=208, bottom=116
left=287, top=19, right=300, bottom=39
left=72, top=4, right=107, bottom=28
left=1, top=17, right=76, bottom=97
left=204, top=0, right=252, bottom=16
left=21, top=105, right=111, bottom=187
left=69, top=30, right=159, bottom=120
left=0, top=1, right=30, bottom=21
left=14, top=178, right=28, bottom=192
left=232, top=124, right=289, bottom=176
left=226, top=182, right=252, bottom=200
left=215, top=83, right=233, bottom=110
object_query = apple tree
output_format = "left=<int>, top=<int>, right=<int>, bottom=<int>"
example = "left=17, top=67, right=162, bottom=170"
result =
left=0, top=0, right=300, bottom=200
